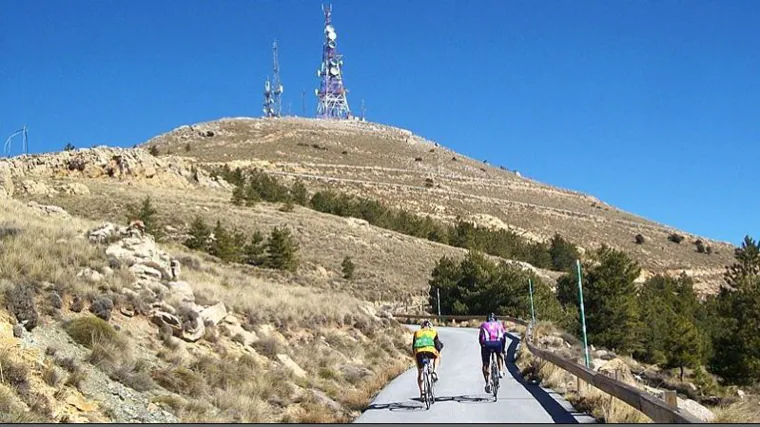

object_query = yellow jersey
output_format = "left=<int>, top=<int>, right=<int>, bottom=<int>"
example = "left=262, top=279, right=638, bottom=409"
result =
left=412, top=328, right=439, bottom=357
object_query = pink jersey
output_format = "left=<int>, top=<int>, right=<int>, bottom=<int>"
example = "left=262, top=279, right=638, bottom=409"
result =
left=479, top=321, right=505, bottom=344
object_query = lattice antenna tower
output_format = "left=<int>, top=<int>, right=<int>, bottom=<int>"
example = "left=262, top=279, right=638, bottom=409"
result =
left=272, top=40, right=283, bottom=117
left=262, top=41, right=284, bottom=118
left=3, top=125, right=28, bottom=157
left=315, top=4, right=351, bottom=119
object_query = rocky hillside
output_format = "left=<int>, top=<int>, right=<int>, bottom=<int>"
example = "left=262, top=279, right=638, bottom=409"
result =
left=0, top=194, right=408, bottom=422
left=142, top=117, right=735, bottom=294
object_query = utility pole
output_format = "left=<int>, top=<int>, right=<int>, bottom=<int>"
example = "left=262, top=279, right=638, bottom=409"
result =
left=576, top=259, right=591, bottom=369
left=528, top=278, right=536, bottom=325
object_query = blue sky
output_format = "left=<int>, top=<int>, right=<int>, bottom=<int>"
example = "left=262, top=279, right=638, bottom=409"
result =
left=2, top=0, right=758, bottom=245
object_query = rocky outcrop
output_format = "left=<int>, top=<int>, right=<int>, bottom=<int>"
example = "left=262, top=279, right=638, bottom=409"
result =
left=0, top=162, right=13, bottom=197
left=0, top=147, right=231, bottom=191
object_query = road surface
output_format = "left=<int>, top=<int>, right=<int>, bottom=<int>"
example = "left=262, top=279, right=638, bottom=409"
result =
left=355, top=326, right=595, bottom=423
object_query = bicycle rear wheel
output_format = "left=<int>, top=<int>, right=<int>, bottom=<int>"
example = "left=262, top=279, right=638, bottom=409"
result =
left=491, top=353, right=499, bottom=400
left=423, top=371, right=432, bottom=410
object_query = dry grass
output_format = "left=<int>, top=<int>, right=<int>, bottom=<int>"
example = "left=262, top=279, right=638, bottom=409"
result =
left=713, top=396, right=760, bottom=423
left=0, top=200, right=105, bottom=296
left=516, top=341, right=650, bottom=423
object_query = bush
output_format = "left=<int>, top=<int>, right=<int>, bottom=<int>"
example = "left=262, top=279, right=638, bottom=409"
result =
left=89, top=297, right=113, bottom=321
left=635, top=234, right=645, bottom=244
left=148, top=146, right=159, bottom=156
left=64, top=316, right=123, bottom=349
left=668, top=233, right=685, bottom=244
left=695, top=239, right=706, bottom=253
left=63, top=143, right=75, bottom=151
left=342, top=256, right=355, bottom=280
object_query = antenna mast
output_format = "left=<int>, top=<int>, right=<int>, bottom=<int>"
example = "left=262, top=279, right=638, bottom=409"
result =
left=315, top=4, right=352, bottom=120
left=263, top=40, right=284, bottom=118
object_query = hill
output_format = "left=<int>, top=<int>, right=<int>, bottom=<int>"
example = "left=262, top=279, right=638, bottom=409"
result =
left=142, top=116, right=734, bottom=294
left=0, top=116, right=742, bottom=422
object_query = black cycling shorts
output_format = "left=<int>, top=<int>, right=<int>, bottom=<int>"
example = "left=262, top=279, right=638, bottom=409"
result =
left=481, top=341, right=503, bottom=366
left=415, top=351, right=437, bottom=369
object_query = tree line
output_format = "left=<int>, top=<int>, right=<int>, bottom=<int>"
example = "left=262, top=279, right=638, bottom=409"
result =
left=213, top=165, right=582, bottom=272
left=431, top=236, right=760, bottom=386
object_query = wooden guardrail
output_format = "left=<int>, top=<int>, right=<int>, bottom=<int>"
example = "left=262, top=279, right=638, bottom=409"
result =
left=395, top=313, right=703, bottom=424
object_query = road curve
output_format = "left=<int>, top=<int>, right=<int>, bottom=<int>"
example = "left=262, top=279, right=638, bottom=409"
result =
left=355, top=326, right=596, bottom=424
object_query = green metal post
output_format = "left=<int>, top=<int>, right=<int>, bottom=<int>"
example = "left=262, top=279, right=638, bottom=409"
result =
left=528, top=278, right=536, bottom=325
left=436, top=287, right=442, bottom=323
left=576, top=259, right=590, bottom=368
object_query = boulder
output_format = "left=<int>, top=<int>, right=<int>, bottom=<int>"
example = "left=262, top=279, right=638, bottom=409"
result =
left=129, top=264, right=163, bottom=280
left=277, top=354, right=307, bottom=378
left=20, top=180, right=58, bottom=196
left=77, top=268, right=104, bottom=283
left=58, top=182, right=90, bottom=195
left=13, top=324, right=24, bottom=338
left=180, top=314, right=205, bottom=342
left=598, top=358, right=636, bottom=386
left=199, top=302, right=227, bottom=326
left=167, top=281, right=195, bottom=304
left=150, top=311, right=182, bottom=335
left=90, top=223, right=127, bottom=244
left=679, top=398, right=715, bottom=422
left=737, top=389, right=746, bottom=400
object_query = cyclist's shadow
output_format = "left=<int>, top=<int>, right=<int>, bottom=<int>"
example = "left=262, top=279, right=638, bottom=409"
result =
left=364, top=401, right=427, bottom=412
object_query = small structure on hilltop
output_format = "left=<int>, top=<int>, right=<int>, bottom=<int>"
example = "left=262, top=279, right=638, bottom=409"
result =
left=315, top=4, right=352, bottom=120
left=3, top=125, right=28, bottom=157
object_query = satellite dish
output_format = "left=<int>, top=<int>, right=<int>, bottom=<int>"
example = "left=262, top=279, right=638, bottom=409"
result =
left=327, top=31, right=337, bottom=41
left=314, top=88, right=319, bottom=96
left=327, top=41, right=336, bottom=49
left=278, top=85, right=284, bottom=94
left=325, top=25, right=334, bottom=33
left=329, top=58, right=338, bottom=66
left=329, top=67, right=340, bottom=76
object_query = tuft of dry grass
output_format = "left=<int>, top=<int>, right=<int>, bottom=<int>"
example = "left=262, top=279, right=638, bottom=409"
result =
left=713, top=396, right=760, bottom=423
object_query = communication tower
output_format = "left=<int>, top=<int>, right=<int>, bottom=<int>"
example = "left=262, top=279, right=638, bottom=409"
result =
left=315, top=4, right=351, bottom=119
left=262, top=41, right=284, bottom=118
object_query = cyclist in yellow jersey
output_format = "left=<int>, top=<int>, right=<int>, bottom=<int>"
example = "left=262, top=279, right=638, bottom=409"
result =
left=412, top=320, right=443, bottom=400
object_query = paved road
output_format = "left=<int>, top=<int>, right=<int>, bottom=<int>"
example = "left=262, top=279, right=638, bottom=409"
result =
left=355, top=327, right=596, bottom=424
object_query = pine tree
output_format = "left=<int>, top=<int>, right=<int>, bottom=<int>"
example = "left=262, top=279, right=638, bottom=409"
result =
left=549, top=234, right=581, bottom=272
left=148, top=145, right=160, bottom=156
left=290, top=180, right=309, bottom=206
left=231, top=184, right=246, bottom=206
left=582, top=245, right=642, bottom=354
left=126, top=196, right=163, bottom=241
left=266, top=227, right=299, bottom=271
left=184, top=216, right=211, bottom=251
left=710, top=236, right=760, bottom=385
left=725, top=236, right=760, bottom=290
left=243, top=231, right=267, bottom=266
left=342, top=256, right=355, bottom=280
left=64, top=142, right=75, bottom=151
left=209, top=220, right=239, bottom=262
left=664, top=313, right=702, bottom=382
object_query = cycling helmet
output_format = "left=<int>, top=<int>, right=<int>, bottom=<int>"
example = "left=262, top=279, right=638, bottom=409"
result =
left=421, top=319, right=432, bottom=328
left=487, top=313, right=496, bottom=322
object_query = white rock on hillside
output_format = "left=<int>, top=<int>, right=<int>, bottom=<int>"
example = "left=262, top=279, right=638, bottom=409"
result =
left=199, top=302, right=227, bottom=325
left=27, top=201, right=71, bottom=218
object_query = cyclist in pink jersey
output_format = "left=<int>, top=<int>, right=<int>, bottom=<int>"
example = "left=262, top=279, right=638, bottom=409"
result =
left=479, top=313, right=506, bottom=393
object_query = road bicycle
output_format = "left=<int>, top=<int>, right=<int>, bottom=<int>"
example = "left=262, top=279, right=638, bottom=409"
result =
left=420, top=355, right=436, bottom=410
left=489, top=350, right=500, bottom=401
